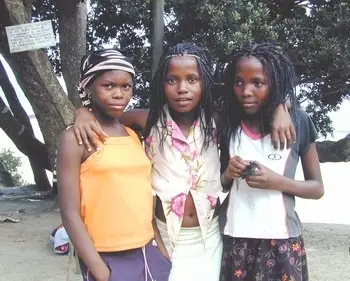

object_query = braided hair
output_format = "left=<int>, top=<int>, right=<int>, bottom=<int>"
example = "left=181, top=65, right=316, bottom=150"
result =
left=144, top=43, right=216, bottom=150
left=78, top=48, right=135, bottom=110
left=223, top=42, right=298, bottom=142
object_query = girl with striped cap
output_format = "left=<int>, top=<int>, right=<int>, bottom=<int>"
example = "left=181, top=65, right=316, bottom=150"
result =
left=56, top=48, right=171, bottom=281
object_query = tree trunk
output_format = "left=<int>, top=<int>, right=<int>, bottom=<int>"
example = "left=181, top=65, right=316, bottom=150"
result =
left=0, top=60, right=51, bottom=190
left=21, top=0, right=33, bottom=19
left=316, top=134, right=350, bottom=163
left=0, top=97, right=51, bottom=170
left=0, top=0, right=74, bottom=168
left=57, top=0, right=87, bottom=108
left=151, top=0, right=164, bottom=78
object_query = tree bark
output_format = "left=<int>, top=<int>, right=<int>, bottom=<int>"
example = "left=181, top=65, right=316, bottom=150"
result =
left=0, top=60, right=51, bottom=191
left=57, top=0, right=87, bottom=108
left=0, top=185, right=50, bottom=201
left=0, top=0, right=74, bottom=168
left=21, top=0, right=33, bottom=19
left=151, top=0, right=164, bottom=78
left=0, top=97, right=51, bottom=170
left=31, top=163, right=51, bottom=190
left=316, top=134, right=350, bottom=163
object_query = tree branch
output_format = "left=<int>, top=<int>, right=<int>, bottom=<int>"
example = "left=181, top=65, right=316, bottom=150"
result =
left=316, top=134, right=350, bottom=163
left=0, top=97, right=51, bottom=170
left=322, top=88, right=349, bottom=96
left=0, top=61, right=31, bottom=128
left=0, top=59, right=51, bottom=190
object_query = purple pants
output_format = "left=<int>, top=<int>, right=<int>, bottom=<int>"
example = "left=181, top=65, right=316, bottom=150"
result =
left=79, top=240, right=171, bottom=281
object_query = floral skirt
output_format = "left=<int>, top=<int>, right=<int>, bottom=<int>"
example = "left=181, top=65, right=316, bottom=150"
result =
left=220, top=235, right=308, bottom=281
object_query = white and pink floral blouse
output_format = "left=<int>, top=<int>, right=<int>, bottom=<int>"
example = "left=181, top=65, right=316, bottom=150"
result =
left=145, top=105, right=222, bottom=249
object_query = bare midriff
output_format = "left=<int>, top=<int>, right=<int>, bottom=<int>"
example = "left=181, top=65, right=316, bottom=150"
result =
left=155, top=193, right=219, bottom=227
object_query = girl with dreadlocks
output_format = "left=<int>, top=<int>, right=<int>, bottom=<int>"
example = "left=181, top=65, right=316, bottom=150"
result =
left=70, top=43, right=294, bottom=281
left=56, top=49, right=171, bottom=281
left=219, top=43, right=324, bottom=281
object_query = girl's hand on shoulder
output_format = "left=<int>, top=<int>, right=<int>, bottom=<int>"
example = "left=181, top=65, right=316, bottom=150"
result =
left=224, top=156, right=249, bottom=180
left=73, top=107, right=108, bottom=152
left=245, top=162, right=281, bottom=190
left=271, top=103, right=296, bottom=150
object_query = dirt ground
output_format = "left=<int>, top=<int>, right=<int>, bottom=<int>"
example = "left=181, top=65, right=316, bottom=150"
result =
left=0, top=200, right=349, bottom=281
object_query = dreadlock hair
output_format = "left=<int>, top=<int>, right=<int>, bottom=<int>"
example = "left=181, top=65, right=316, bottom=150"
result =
left=222, top=42, right=298, bottom=144
left=144, top=43, right=215, bottom=151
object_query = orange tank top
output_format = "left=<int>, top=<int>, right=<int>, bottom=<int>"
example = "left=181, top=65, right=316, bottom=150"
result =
left=79, top=127, right=153, bottom=252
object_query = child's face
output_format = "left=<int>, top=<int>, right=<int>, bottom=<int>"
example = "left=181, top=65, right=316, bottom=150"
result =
left=163, top=56, right=202, bottom=113
left=233, top=56, right=269, bottom=115
left=90, top=70, right=133, bottom=118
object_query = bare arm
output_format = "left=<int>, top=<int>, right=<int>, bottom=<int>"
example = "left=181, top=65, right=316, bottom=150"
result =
left=246, top=144, right=324, bottom=200
left=120, top=108, right=149, bottom=129
left=73, top=108, right=107, bottom=151
left=271, top=101, right=296, bottom=150
left=275, top=143, right=324, bottom=199
left=57, top=129, right=110, bottom=281
left=73, top=107, right=149, bottom=151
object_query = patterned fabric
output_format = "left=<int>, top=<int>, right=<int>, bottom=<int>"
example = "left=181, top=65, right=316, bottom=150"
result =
left=220, top=235, right=308, bottom=281
left=145, top=105, right=222, bottom=249
left=78, top=49, right=135, bottom=108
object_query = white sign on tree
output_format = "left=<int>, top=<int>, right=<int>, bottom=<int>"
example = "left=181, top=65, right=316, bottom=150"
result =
left=5, top=20, right=56, bottom=54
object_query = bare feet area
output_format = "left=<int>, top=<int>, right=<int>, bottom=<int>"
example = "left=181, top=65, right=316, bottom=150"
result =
left=0, top=200, right=349, bottom=281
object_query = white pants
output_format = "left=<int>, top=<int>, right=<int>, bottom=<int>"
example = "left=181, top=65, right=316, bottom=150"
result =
left=156, top=216, right=223, bottom=281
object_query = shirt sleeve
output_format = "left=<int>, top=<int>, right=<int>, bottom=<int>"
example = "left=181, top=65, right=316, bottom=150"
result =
left=296, top=109, right=318, bottom=155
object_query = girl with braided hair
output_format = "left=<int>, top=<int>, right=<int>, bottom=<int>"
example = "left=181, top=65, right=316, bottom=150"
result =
left=219, top=43, right=324, bottom=281
left=56, top=49, right=171, bottom=281
left=70, top=43, right=294, bottom=281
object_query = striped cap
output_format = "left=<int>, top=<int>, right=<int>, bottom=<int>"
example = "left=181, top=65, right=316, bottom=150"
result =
left=78, top=49, right=135, bottom=108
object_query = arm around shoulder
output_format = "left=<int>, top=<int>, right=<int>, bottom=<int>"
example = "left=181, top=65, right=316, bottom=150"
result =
left=120, top=108, right=149, bottom=129
left=73, top=107, right=107, bottom=151
left=271, top=100, right=296, bottom=149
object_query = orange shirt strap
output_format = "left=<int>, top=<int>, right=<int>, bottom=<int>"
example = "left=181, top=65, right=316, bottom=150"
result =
left=125, top=127, right=142, bottom=144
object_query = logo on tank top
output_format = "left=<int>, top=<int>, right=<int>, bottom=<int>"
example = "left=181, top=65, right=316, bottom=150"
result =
left=268, top=153, right=282, bottom=160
